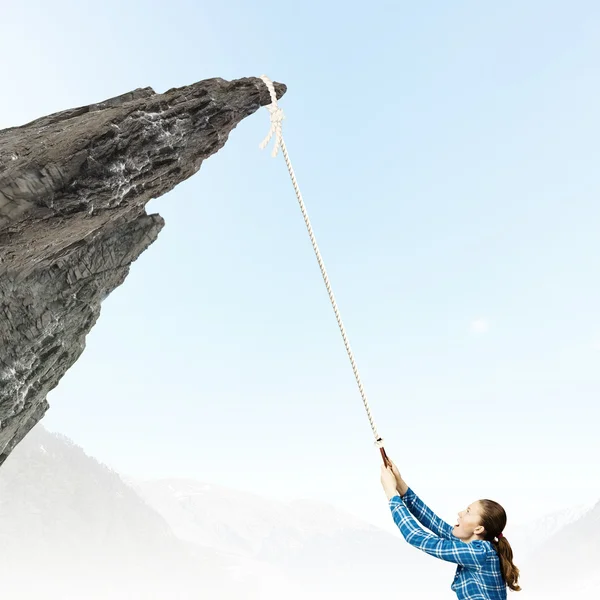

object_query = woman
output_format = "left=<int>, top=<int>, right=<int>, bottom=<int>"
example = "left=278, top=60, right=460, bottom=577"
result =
left=380, top=459, right=521, bottom=599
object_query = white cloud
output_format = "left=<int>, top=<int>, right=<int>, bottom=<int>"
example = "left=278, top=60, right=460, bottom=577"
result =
left=591, top=340, right=600, bottom=352
left=470, top=318, right=490, bottom=334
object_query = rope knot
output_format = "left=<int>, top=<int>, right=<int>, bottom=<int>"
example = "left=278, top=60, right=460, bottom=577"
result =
left=259, top=75, right=285, bottom=158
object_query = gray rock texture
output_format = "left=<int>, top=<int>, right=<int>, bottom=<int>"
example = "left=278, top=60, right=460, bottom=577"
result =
left=0, top=76, right=286, bottom=466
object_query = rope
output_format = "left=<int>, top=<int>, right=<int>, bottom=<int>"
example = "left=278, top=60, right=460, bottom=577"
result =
left=258, top=75, right=384, bottom=450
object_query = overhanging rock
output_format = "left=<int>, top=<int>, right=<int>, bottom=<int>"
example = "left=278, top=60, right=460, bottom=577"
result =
left=0, top=76, right=286, bottom=465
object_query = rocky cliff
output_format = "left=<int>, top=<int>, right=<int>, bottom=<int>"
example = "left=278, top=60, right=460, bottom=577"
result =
left=0, top=76, right=286, bottom=466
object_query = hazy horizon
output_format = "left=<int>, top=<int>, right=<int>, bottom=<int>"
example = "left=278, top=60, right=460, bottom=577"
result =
left=1, top=424, right=596, bottom=599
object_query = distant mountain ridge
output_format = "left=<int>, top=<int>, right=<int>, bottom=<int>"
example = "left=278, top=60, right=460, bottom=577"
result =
left=520, top=498, right=600, bottom=599
left=0, top=424, right=597, bottom=599
left=509, top=502, right=595, bottom=559
left=0, top=426, right=250, bottom=599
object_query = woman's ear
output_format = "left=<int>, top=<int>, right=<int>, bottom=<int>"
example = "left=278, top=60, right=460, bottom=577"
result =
left=474, top=524, right=485, bottom=536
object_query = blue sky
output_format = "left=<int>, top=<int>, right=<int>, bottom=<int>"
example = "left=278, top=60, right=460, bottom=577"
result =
left=2, top=0, right=599, bottom=533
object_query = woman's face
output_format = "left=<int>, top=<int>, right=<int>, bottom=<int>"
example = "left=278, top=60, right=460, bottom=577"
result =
left=453, top=500, right=485, bottom=540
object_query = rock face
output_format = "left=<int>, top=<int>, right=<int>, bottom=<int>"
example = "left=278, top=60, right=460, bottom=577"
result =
left=0, top=76, right=286, bottom=466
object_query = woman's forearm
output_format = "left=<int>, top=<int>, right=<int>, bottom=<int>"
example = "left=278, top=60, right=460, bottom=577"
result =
left=396, top=478, right=409, bottom=497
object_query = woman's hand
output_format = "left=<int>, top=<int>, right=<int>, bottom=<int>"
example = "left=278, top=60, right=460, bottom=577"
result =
left=387, top=457, right=409, bottom=496
left=380, top=465, right=399, bottom=500
left=388, top=458, right=402, bottom=483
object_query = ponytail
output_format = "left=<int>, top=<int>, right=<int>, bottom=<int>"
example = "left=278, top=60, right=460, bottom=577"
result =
left=479, top=499, right=522, bottom=592
left=493, top=536, right=521, bottom=591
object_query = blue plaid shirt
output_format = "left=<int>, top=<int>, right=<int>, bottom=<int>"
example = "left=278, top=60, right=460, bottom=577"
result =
left=389, top=488, right=506, bottom=600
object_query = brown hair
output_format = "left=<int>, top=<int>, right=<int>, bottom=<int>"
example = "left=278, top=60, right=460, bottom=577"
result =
left=478, top=499, right=521, bottom=592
